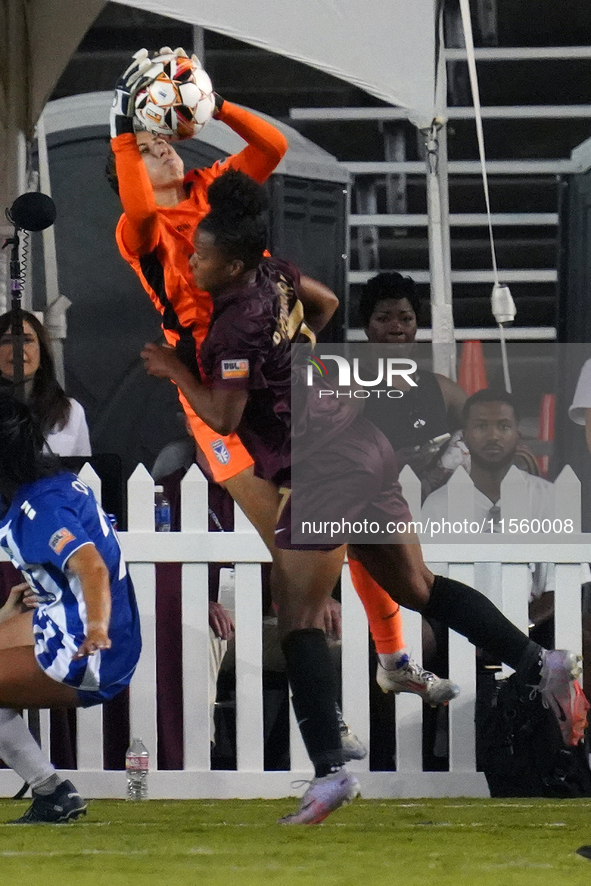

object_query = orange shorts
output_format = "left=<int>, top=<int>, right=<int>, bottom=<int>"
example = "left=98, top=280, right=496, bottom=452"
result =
left=177, top=389, right=254, bottom=483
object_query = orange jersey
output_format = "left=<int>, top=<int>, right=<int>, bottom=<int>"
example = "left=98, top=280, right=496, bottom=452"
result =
left=112, top=102, right=287, bottom=481
left=113, top=101, right=287, bottom=360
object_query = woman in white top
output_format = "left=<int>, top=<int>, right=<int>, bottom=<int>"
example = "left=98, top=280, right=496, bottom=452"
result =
left=0, top=310, right=91, bottom=457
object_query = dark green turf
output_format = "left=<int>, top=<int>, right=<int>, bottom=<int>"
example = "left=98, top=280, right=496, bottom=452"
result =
left=1, top=797, right=591, bottom=886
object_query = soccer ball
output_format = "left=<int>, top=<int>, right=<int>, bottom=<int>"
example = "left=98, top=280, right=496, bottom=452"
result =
left=134, top=55, right=216, bottom=139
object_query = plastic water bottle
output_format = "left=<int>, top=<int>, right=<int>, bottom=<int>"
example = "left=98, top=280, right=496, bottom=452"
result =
left=125, top=738, right=149, bottom=800
left=154, top=486, right=171, bottom=532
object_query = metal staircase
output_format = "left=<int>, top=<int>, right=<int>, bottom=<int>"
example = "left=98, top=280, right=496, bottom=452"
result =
left=289, top=45, right=591, bottom=340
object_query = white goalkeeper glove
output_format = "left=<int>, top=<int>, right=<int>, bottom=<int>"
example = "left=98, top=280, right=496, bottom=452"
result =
left=110, top=49, right=154, bottom=138
left=154, top=45, right=203, bottom=68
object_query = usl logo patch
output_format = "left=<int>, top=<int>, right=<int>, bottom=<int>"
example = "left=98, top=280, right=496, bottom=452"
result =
left=49, top=528, right=76, bottom=554
left=211, top=439, right=231, bottom=465
left=221, top=359, right=249, bottom=379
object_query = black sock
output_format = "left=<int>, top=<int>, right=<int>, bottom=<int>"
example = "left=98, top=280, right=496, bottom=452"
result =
left=281, top=628, right=345, bottom=778
left=422, top=575, right=542, bottom=673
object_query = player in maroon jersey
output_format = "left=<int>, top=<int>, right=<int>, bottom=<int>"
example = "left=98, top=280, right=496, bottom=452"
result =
left=141, top=170, right=587, bottom=824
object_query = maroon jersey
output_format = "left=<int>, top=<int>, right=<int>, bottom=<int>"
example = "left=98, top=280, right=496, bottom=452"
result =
left=199, top=258, right=298, bottom=482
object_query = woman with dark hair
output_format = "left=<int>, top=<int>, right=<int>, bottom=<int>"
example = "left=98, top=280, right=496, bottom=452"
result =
left=0, top=310, right=90, bottom=457
left=358, top=272, right=465, bottom=457
left=141, top=169, right=586, bottom=824
left=358, top=271, right=422, bottom=329
left=0, top=394, right=140, bottom=823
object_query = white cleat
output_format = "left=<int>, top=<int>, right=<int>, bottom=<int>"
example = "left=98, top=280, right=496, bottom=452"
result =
left=536, top=649, right=589, bottom=747
left=278, top=770, right=360, bottom=825
left=376, top=656, right=460, bottom=706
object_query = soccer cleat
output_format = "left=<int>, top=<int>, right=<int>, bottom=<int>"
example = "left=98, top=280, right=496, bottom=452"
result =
left=9, top=779, right=87, bottom=824
left=536, top=649, right=589, bottom=747
left=376, top=655, right=460, bottom=706
left=336, top=704, right=367, bottom=761
left=278, top=769, right=360, bottom=825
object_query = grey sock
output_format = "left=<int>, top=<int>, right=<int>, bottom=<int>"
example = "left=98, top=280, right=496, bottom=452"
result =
left=0, top=708, right=56, bottom=789
left=34, top=773, right=62, bottom=796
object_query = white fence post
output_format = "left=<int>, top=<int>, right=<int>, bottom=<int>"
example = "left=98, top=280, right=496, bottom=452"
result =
left=127, top=464, right=158, bottom=767
left=554, top=465, right=581, bottom=532
left=341, top=562, right=370, bottom=774
left=77, top=462, right=101, bottom=503
left=500, top=464, right=529, bottom=522
left=180, top=465, right=211, bottom=771
left=399, top=465, right=421, bottom=521
left=235, top=562, right=264, bottom=772
left=447, top=564, right=477, bottom=774
left=395, top=607, right=424, bottom=773
left=233, top=497, right=265, bottom=773
left=555, top=564, right=584, bottom=654
left=446, top=465, right=475, bottom=524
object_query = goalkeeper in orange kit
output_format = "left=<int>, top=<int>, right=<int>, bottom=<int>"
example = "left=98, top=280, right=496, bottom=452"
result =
left=108, top=47, right=457, bottom=710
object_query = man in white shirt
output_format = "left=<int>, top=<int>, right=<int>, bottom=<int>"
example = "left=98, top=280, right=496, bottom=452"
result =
left=422, top=389, right=555, bottom=626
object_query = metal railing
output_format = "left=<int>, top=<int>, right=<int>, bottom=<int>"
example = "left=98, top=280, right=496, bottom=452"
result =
left=289, top=48, right=591, bottom=314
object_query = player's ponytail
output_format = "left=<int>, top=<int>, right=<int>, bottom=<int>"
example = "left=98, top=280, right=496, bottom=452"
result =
left=200, top=170, right=268, bottom=269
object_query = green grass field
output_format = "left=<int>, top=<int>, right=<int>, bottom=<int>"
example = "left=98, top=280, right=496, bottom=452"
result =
left=1, top=797, right=591, bottom=886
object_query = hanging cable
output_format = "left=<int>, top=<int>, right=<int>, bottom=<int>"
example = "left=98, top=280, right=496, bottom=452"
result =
left=458, top=0, right=515, bottom=392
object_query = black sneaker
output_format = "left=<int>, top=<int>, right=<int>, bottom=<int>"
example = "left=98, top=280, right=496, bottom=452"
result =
left=9, top=779, right=87, bottom=824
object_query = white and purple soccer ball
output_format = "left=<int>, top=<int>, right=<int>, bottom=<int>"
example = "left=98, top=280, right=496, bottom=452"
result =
left=134, top=55, right=216, bottom=139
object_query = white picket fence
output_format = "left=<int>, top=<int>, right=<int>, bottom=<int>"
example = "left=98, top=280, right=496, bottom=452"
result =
left=0, top=462, right=588, bottom=800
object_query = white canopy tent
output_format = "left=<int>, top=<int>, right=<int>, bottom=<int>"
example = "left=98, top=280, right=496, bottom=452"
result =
left=117, top=0, right=441, bottom=126
left=0, top=0, right=454, bottom=362
left=1, top=0, right=441, bottom=198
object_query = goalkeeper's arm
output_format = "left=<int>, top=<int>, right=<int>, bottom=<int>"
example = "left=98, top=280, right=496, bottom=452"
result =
left=111, top=134, right=160, bottom=256
left=184, top=101, right=288, bottom=186
left=109, top=49, right=162, bottom=255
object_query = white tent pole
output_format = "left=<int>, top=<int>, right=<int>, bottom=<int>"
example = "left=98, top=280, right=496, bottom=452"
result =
left=36, top=112, right=70, bottom=389
left=192, top=25, right=205, bottom=61
left=424, top=2, right=455, bottom=380
left=424, top=119, right=455, bottom=379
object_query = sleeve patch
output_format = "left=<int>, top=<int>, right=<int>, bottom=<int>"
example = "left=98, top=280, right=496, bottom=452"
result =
left=49, top=528, right=76, bottom=554
left=221, top=359, right=249, bottom=379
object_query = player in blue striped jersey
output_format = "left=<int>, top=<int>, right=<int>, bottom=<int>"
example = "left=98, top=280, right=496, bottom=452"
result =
left=0, top=394, right=141, bottom=822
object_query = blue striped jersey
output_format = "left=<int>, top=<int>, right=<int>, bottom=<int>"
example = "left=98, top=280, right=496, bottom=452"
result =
left=0, top=471, right=141, bottom=704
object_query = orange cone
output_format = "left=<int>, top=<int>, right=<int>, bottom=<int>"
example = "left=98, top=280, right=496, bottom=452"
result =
left=537, top=393, right=555, bottom=478
left=458, top=340, right=487, bottom=396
